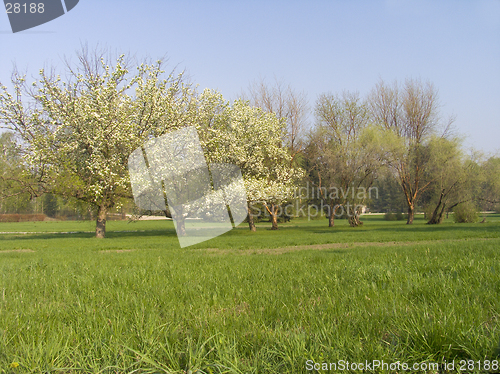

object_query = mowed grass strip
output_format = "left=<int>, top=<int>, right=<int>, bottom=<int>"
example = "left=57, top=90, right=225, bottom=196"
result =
left=0, top=217, right=499, bottom=373
left=1, top=214, right=500, bottom=252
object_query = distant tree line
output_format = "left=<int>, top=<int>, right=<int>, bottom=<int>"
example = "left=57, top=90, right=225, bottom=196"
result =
left=0, top=48, right=499, bottom=237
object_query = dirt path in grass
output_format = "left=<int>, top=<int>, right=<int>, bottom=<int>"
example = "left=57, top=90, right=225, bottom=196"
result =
left=0, top=249, right=35, bottom=253
left=203, top=237, right=498, bottom=255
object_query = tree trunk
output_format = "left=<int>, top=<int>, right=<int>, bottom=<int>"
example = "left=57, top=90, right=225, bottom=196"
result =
left=428, top=203, right=447, bottom=224
left=428, top=190, right=445, bottom=224
left=264, top=203, right=279, bottom=230
left=270, top=211, right=279, bottom=230
left=169, top=206, right=186, bottom=236
left=247, top=202, right=256, bottom=232
left=177, top=218, right=186, bottom=237
left=355, top=214, right=363, bottom=226
left=95, top=205, right=107, bottom=238
left=328, top=213, right=335, bottom=227
left=437, top=204, right=446, bottom=223
left=268, top=203, right=279, bottom=230
left=328, top=201, right=335, bottom=227
left=348, top=213, right=363, bottom=227
left=428, top=207, right=440, bottom=224
left=407, top=205, right=415, bottom=224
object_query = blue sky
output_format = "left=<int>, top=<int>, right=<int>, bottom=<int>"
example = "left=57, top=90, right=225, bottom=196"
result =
left=1, top=0, right=499, bottom=154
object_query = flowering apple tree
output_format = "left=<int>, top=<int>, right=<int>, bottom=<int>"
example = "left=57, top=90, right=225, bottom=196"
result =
left=196, top=90, right=303, bottom=230
left=0, top=50, right=195, bottom=237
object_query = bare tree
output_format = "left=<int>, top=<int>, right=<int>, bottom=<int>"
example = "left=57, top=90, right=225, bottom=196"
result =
left=368, top=79, right=443, bottom=224
left=244, top=77, right=308, bottom=164
left=305, top=91, right=380, bottom=227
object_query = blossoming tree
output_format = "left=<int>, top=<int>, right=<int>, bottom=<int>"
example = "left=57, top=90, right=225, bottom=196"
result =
left=196, top=90, right=303, bottom=230
left=0, top=49, right=195, bottom=237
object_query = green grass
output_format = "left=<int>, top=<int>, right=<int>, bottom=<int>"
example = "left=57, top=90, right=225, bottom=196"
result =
left=2, top=214, right=500, bottom=251
left=0, top=215, right=499, bottom=373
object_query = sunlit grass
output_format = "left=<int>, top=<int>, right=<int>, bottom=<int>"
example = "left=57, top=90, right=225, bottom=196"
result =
left=0, top=215, right=499, bottom=373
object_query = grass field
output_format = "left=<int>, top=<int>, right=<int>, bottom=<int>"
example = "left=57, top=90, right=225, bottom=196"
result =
left=1, top=214, right=500, bottom=373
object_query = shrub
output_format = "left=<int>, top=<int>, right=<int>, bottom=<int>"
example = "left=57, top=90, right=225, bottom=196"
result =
left=423, top=205, right=434, bottom=220
left=453, top=202, right=479, bottom=223
left=305, top=205, right=323, bottom=221
left=395, top=212, right=405, bottom=221
left=19, top=214, right=46, bottom=222
left=0, top=214, right=46, bottom=222
left=384, top=212, right=397, bottom=221
left=0, top=214, right=21, bottom=222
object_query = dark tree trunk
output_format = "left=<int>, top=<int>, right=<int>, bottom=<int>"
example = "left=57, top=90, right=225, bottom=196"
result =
left=247, top=202, right=256, bottom=232
left=407, top=205, right=415, bottom=224
left=328, top=201, right=335, bottom=227
left=328, top=213, right=335, bottom=227
left=95, top=204, right=107, bottom=238
left=427, top=190, right=446, bottom=224
left=348, top=213, right=363, bottom=227
left=437, top=204, right=446, bottom=223
left=428, top=203, right=447, bottom=224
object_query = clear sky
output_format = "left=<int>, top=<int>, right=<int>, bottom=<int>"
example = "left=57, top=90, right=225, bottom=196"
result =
left=1, top=0, right=499, bottom=154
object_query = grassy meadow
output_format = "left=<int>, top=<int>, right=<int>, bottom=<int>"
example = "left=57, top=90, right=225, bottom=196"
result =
left=0, top=214, right=500, bottom=373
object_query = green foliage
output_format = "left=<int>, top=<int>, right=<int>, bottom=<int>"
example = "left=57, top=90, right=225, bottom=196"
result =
left=369, top=173, right=406, bottom=213
left=454, top=202, right=479, bottom=223
left=384, top=212, right=406, bottom=221
left=423, top=204, right=434, bottom=221
left=480, top=157, right=500, bottom=211
left=384, top=212, right=397, bottom=221
left=395, top=211, right=405, bottom=220
left=368, top=79, right=442, bottom=223
left=0, top=132, right=34, bottom=214
left=42, top=193, right=58, bottom=218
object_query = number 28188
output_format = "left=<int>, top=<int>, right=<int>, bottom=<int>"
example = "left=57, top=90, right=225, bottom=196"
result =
left=5, top=3, right=45, bottom=14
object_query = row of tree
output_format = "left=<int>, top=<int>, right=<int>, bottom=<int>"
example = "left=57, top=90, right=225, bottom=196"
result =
left=246, top=78, right=499, bottom=226
left=1, top=49, right=499, bottom=237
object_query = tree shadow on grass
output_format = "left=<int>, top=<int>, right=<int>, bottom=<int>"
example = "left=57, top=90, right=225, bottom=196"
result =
left=372, top=223, right=500, bottom=236
left=323, top=249, right=349, bottom=255
left=0, top=228, right=178, bottom=242
left=307, top=221, right=500, bottom=238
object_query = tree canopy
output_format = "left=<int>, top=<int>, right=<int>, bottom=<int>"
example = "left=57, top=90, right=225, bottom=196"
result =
left=0, top=49, right=194, bottom=237
left=1, top=50, right=497, bottom=237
